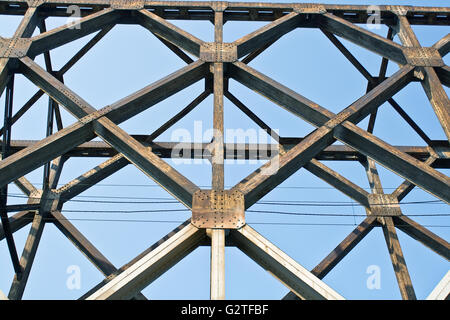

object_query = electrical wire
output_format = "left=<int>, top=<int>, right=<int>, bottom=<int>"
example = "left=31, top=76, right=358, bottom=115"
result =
left=4, top=193, right=446, bottom=206
left=16, top=215, right=450, bottom=228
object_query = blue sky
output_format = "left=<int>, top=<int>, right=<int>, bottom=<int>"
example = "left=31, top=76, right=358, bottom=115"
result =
left=0, top=0, right=449, bottom=300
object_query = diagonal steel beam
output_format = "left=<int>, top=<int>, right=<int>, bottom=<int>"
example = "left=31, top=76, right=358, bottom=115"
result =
left=319, top=13, right=407, bottom=64
left=151, top=32, right=195, bottom=64
left=391, top=155, right=437, bottom=202
left=136, top=9, right=204, bottom=57
left=381, top=216, right=416, bottom=300
left=85, top=222, right=206, bottom=300
left=0, top=6, right=39, bottom=98
left=393, top=215, right=450, bottom=261
left=234, top=12, right=300, bottom=58
left=427, top=271, right=450, bottom=300
left=14, top=177, right=37, bottom=197
left=28, top=8, right=120, bottom=57
left=230, top=224, right=345, bottom=300
left=304, top=159, right=370, bottom=208
left=432, top=33, right=450, bottom=57
left=57, top=154, right=129, bottom=202
left=225, top=91, right=281, bottom=142
left=8, top=212, right=45, bottom=300
left=0, top=210, right=35, bottom=241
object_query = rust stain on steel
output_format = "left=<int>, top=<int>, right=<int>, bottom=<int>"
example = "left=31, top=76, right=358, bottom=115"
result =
left=192, top=189, right=245, bottom=229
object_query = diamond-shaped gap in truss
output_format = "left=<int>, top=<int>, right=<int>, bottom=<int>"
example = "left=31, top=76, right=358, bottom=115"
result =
left=45, top=24, right=190, bottom=109
left=333, top=28, right=401, bottom=75
left=19, top=222, right=105, bottom=299
left=225, top=245, right=289, bottom=299
left=371, top=81, right=448, bottom=143
left=318, top=226, right=400, bottom=300
left=0, top=73, right=51, bottom=141
left=61, top=161, right=191, bottom=250
left=223, top=20, right=273, bottom=44
left=142, top=246, right=210, bottom=299
left=117, top=81, right=207, bottom=142
left=407, top=25, right=450, bottom=48
left=227, top=79, right=315, bottom=138
left=363, top=99, right=430, bottom=146
left=168, top=18, right=214, bottom=43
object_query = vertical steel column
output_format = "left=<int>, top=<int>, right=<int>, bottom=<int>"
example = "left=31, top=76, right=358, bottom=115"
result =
left=362, top=158, right=416, bottom=300
left=0, top=75, right=22, bottom=277
left=210, top=8, right=226, bottom=301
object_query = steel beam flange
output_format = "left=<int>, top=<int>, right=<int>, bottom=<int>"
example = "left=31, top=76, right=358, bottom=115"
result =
left=368, top=194, right=402, bottom=216
left=403, top=47, right=445, bottom=67
left=0, top=38, right=32, bottom=58
left=200, top=42, right=237, bottom=62
left=192, top=189, right=245, bottom=229
left=110, top=0, right=144, bottom=10
left=292, top=4, right=326, bottom=14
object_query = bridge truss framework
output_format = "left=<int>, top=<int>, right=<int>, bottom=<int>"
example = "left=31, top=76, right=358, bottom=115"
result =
left=0, top=0, right=449, bottom=300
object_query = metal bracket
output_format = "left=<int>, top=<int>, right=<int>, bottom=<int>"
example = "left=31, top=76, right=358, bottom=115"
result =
left=26, top=0, right=46, bottom=7
left=110, top=0, right=145, bottom=10
left=388, top=5, right=411, bottom=16
left=403, top=47, right=444, bottom=67
left=368, top=194, right=402, bottom=216
left=211, top=1, right=228, bottom=12
left=293, top=4, right=326, bottom=14
left=192, top=189, right=245, bottom=229
left=0, top=38, right=31, bottom=58
left=28, top=190, right=60, bottom=213
left=200, top=42, right=237, bottom=62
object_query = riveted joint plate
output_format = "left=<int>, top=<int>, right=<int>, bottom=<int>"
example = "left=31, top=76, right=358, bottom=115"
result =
left=368, top=194, right=402, bottom=216
left=79, top=105, right=113, bottom=124
left=110, top=0, right=144, bottom=10
left=293, top=4, right=326, bottom=14
left=403, top=47, right=444, bottom=67
left=192, top=189, right=245, bottom=229
left=0, top=38, right=31, bottom=58
left=41, top=190, right=60, bottom=213
left=200, top=42, right=237, bottom=62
